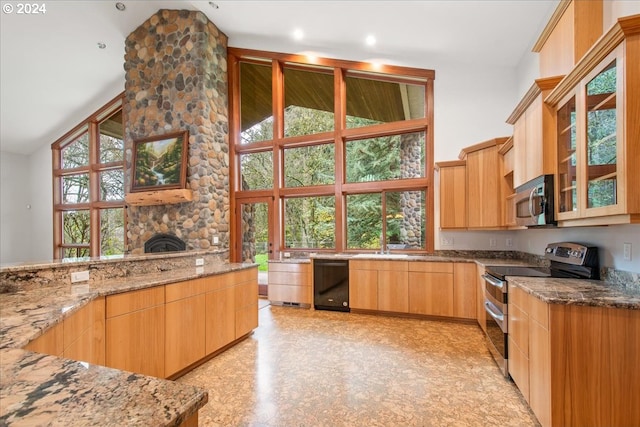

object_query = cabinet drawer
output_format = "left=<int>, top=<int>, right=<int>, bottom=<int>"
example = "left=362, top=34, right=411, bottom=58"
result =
left=63, top=303, right=94, bottom=349
left=106, top=286, right=165, bottom=318
left=408, top=262, right=453, bottom=273
left=268, top=284, right=311, bottom=304
left=509, top=284, right=529, bottom=311
left=508, top=336, right=530, bottom=402
left=529, top=295, right=549, bottom=329
left=234, top=267, right=258, bottom=284
left=166, top=278, right=207, bottom=302
left=270, top=262, right=310, bottom=274
left=508, top=301, right=529, bottom=356
left=268, top=271, right=309, bottom=287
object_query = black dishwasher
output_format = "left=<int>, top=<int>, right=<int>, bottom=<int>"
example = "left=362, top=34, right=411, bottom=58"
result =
left=313, top=259, right=349, bottom=312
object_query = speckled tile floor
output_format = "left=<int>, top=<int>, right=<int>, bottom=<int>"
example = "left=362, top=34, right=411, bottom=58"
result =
left=177, top=306, right=540, bottom=427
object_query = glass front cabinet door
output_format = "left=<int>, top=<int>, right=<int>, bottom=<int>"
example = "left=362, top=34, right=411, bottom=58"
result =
left=553, top=25, right=640, bottom=226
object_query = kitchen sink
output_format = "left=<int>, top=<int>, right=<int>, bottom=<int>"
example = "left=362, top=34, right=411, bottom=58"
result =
left=352, top=254, right=409, bottom=259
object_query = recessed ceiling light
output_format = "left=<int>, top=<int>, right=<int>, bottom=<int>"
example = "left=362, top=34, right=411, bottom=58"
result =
left=97, top=42, right=107, bottom=49
left=209, top=2, right=219, bottom=9
left=115, top=2, right=125, bottom=11
left=365, top=35, right=376, bottom=46
left=293, top=29, right=304, bottom=41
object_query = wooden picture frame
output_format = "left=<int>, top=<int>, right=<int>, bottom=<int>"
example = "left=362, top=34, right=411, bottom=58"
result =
left=131, top=131, right=189, bottom=192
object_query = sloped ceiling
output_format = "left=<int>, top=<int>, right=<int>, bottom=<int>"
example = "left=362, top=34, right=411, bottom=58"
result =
left=0, top=0, right=557, bottom=155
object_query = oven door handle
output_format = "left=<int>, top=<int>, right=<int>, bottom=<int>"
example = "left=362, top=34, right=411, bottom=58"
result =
left=529, top=187, right=537, bottom=221
left=481, top=273, right=504, bottom=289
left=485, top=301, right=504, bottom=322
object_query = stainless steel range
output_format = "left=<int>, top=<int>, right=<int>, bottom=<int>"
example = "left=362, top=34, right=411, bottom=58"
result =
left=482, top=242, right=599, bottom=377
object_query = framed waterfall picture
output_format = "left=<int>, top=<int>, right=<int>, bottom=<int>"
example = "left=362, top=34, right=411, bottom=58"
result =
left=131, top=130, right=189, bottom=192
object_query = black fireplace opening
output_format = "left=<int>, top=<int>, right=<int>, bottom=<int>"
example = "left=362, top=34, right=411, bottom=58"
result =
left=144, top=233, right=186, bottom=253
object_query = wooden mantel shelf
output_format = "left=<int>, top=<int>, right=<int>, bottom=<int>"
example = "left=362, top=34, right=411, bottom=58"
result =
left=125, top=189, right=193, bottom=206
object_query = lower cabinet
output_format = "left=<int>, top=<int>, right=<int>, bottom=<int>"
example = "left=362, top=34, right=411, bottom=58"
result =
left=350, top=260, right=408, bottom=312
left=105, top=287, right=166, bottom=378
left=24, top=298, right=106, bottom=364
left=23, top=268, right=259, bottom=381
left=350, top=260, right=476, bottom=320
left=205, top=284, right=235, bottom=355
left=165, top=279, right=207, bottom=378
left=408, top=262, right=453, bottom=316
left=508, top=284, right=640, bottom=427
left=234, top=268, right=259, bottom=338
left=268, top=262, right=311, bottom=305
left=349, top=266, right=378, bottom=310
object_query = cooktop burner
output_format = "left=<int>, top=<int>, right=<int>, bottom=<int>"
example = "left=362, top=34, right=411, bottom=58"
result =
left=484, top=265, right=551, bottom=281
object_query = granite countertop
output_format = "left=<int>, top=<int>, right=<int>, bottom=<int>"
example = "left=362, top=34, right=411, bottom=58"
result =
left=508, top=276, right=640, bottom=310
left=0, top=262, right=256, bottom=426
left=0, top=348, right=207, bottom=427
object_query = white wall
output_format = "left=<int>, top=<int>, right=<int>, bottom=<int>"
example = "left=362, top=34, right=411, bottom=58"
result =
left=28, top=145, right=53, bottom=262
left=0, top=152, right=32, bottom=264
left=0, top=147, right=52, bottom=265
left=604, top=1, right=640, bottom=29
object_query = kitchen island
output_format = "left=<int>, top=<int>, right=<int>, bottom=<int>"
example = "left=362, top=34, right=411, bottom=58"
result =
left=0, top=254, right=258, bottom=426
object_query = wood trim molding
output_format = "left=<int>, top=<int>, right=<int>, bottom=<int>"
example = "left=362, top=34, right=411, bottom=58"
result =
left=532, top=0, right=573, bottom=53
left=497, top=136, right=514, bottom=155
left=546, top=15, right=640, bottom=106
left=434, top=160, right=466, bottom=170
left=458, top=137, right=509, bottom=160
left=506, top=76, right=564, bottom=124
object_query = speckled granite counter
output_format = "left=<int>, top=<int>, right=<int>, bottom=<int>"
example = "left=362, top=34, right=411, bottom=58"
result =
left=0, top=262, right=256, bottom=426
left=0, top=348, right=207, bottom=426
left=508, top=276, right=640, bottom=310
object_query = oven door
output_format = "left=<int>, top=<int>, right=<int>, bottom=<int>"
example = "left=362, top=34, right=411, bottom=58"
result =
left=484, top=298, right=508, bottom=376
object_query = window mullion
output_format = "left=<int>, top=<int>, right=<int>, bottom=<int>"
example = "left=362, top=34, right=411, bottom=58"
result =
left=89, top=120, right=100, bottom=257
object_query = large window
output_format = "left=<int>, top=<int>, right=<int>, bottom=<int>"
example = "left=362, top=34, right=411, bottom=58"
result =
left=232, top=51, right=434, bottom=256
left=52, top=95, right=125, bottom=259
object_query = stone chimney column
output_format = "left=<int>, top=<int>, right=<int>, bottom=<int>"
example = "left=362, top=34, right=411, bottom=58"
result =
left=123, top=9, right=229, bottom=255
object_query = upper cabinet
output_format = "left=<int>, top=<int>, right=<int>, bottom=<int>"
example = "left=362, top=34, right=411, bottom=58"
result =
left=435, top=160, right=467, bottom=229
left=459, top=138, right=508, bottom=229
left=547, top=15, right=640, bottom=226
left=533, top=0, right=603, bottom=78
left=507, top=76, right=564, bottom=189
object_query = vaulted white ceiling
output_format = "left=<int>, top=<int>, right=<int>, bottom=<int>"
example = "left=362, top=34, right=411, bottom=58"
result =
left=0, top=0, right=557, bottom=155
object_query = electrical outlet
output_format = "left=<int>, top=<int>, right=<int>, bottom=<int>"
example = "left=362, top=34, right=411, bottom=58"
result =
left=283, top=252, right=291, bottom=258
left=506, top=238, right=513, bottom=248
left=441, top=237, right=454, bottom=246
left=623, top=243, right=632, bottom=261
left=213, top=236, right=219, bottom=244
left=71, top=270, right=89, bottom=283
left=195, top=258, right=204, bottom=266
left=489, top=238, right=497, bottom=248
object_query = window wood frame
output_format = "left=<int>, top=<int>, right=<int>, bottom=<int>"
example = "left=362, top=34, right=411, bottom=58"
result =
left=51, top=93, right=126, bottom=259
left=229, top=48, right=435, bottom=259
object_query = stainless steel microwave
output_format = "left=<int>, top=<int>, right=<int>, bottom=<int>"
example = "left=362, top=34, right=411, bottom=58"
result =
left=514, top=174, right=556, bottom=227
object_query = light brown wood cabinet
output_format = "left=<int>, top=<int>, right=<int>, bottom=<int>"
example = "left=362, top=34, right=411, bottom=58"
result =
left=234, top=268, right=259, bottom=338
left=408, top=262, right=453, bottom=316
left=533, top=0, right=603, bottom=78
left=453, top=263, right=476, bottom=319
left=24, top=298, right=105, bottom=365
left=204, top=278, right=235, bottom=355
left=508, top=283, right=640, bottom=427
left=268, top=262, right=311, bottom=305
left=459, top=138, right=507, bottom=229
left=24, top=321, right=63, bottom=357
left=165, top=279, right=207, bottom=377
left=350, top=260, right=408, bottom=313
left=105, top=286, right=166, bottom=378
left=507, top=77, right=563, bottom=189
left=549, top=18, right=640, bottom=226
left=349, top=266, right=378, bottom=310
left=435, top=160, right=467, bottom=229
